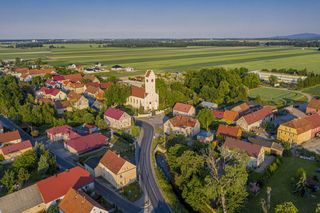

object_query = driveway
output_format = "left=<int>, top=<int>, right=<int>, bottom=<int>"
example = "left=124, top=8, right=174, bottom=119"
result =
left=302, top=138, right=320, bottom=154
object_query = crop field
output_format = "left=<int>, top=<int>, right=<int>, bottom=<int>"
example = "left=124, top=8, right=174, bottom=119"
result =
left=301, top=85, right=320, bottom=96
left=0, top=44, right=320, bottom=76
left=249, top=87, right=307, bottom=106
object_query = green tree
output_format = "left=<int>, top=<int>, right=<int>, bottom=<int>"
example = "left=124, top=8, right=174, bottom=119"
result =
left=131, top=125, right=140, bottom=138
left=38, top=155, right=49, bottom=175
left=197, top=108, right=215, bottom=131
left=17, top=167, right=30, bottom=186
left=12, top=150, right=37, bottom=172
left=46, top=204, right=59, bottom=213
left=294, top=168, right=307, bottom=197
left=0, top=154, right=4, bottom=161
left=104, top=83, right=130, bottom=106
left=243, top=73, right=260, bottom=89
left=269, top=75, right=278, bottom=85
left=1, top=170, right=16, bottom=192
left=315, top=203, right=320, bottom=213
left=95, top=115, right=108, bottom=129
left=274, top=202, right=298, bottom=213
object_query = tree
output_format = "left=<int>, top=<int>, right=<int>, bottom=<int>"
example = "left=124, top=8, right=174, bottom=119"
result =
left=243, top=73, right=260, bottom=89
left=47, top=204, right=59, bottom=213
left=38, top=155, right=49, bottom=175
left=294, top=167, right=307, bottom=197
left=0, top=154, right=4, bottom=161
left=315, top=203, right=320, bottom=213
left=17, top=168, right=30, bottom=186
left=206, top=147, right=249, bottom=213
left=1, top=170, right=15, bottom=192
left=12, top=150, right=37, bottom=172
left=131, top=125, right=140, bottom=138
left=261, top=187, right=272, bottom=213
left=197, top=108, right=215, bottom=131
left=104, top=83, right=130, bottom=106
left=269, top=75, right=278, bottom=86
left=274, top=202, right=298, bottom=213
left=95, top=116, right=108, bottom=129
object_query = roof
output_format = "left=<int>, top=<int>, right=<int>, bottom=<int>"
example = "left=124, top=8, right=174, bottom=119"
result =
left=241, top=106, right=273, bottom=125
left=112, top=65, right=123, bottom=69
left=86, top=85, right=101, bottom=95
left=168, top=116, right=199, bottom=128
left=0, top=140, right=32, bottom=155
left=231, top=103, right=250, bottom=113
left=59, top=188, right=105, bottom=213
left=40, top=87, right=61, bottom=96
left=216, top=124, right=241, bottom=138
left=131, top=85, right=146, bottom=98
left=281, top=113, right=320, bottom=134
left=100, top=82, right=113, bottom=89
left=67, top=91, right=81, bottom=101
left=307, top=98, right=320, bottom=110
left=249, top=137, right=284, bottom=153
left=104, top=107, right=125, bottom=120
left=0, top=184, right=44, bottom=213
left=99, top=150, right=127, bottom=174
left=36, top=166, right=94, bottom=203
left=86, top=82, right=100, bottom=88
left=84, top=156, right=102, bottom=169
left=65, top=133, right=107, bottom=153
left=145, top=70, right=154, bottom=77
left=46, top=125, right=73, bottom=135
left=28, top=69, right=55, bottom=75
left=223, top=110, right=239, bottom=122
left=0, top=130, right=21, bottom=144
left=224, top=137, right=263, bottom=158
left=55, top=100, right=71, bottom=109
left=64, top=74, right=82, bottom=82
left=197, top=130, right=212, bottom=137
left=83, top=74, right=99, bottom=82
left=52, top=75, right=65, bottom=81
left=213, top=110, right=224, bottom=119
left=173, top=102, right=194, bottom=113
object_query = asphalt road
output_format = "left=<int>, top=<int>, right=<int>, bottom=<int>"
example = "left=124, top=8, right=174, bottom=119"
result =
left=136, top=120, right=171, bottom=213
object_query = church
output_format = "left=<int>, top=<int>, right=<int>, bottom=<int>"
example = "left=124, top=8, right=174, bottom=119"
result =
left=126, top=70, right=159, bottom=111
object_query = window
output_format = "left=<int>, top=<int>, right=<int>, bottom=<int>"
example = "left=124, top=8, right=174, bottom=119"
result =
left=151, top=79, right=154, bottom=82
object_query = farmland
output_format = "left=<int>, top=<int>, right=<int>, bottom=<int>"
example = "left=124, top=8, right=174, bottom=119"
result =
left=0, top=44, right=320, bottom=76
left=301, top=85, right=320, bottom=96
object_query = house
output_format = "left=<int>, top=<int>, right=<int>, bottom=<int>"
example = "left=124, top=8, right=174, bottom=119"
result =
left=0, top=140, right=33, bottom=161
left=216, top=124, right=242, bottom=139
left=223, top=137, right=265, bottom=168
left=126, top=70, right=159, bottom=111
left=306, top=98, right=320, bottom=114
left=223, top=110, right=239, bottom=123
left=54, top=100, right=73, bottom=114
left=64, top=82, right=86, bottom=94
left=111, top=65, right=123, bottom=71
left=59, top=188, right=107, bottom=213
left=164, top=116, right=201, bottom=137
left=0, top=184, right=45, bottom=213
left=104, top=107, right=132, bottom=129
left=236, top=106, right=274, bottom=131
left=248, top=137, right=284, bottom=156
left=95, top=150, right=137, bottom=189
left=196, top=130, right=213, bottom=143
left=85, top=85, right=105, bottom=100
left=213, top=110, right=224, bottom=119
left=199, top=101, right=218, bottom=109
left=46, top=125, right=80, bottom=142
left=230, top=102, right=250, bottom=116
left=36, top=166, right=94, bottom=208
left=64, top=133, right=108, bottom=155
left=83, top=74, right=100, bottom=83
left=100, top=82, right=113, bottom=90
left=37, top=87, right=67, bottom=101
left=68, top=92, right=89, bottom=110
left=52, top=75, right=65, bottom=82
left=124, top=67, right=134, bottom=72
left=64, top=74, right=82, bottom=83
left=84, top=156, right=102, bottom=177
left=173, top=102, right=196, bottom=117
left=277, top=114, right=320, bottom=144
left=0, top=130, right=22, bottom=146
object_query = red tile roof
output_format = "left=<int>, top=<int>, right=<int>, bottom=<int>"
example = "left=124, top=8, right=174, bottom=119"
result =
left=213, top=110, right=224, bottom=119
left=242, top=106, right=273, bottom=125
left=0, top=130, right=21, bottom=144
left=224, top=137, right=263, bottom=158
left=28, top=69, right=56, bottom=76
left=99, top=150, right=127, bottom=175
left=168, top=116, right=198, bottom=128
left=131, top=86, right=146, bottom=98
left=65, top=133, right=107, bottom=154
left=64, top=74, right=82, bottom=82
left=100, top=82, right=113, bottom=89
left=173, top=103, right=193, bottom=113
left=223, top=110, right=239, bottom=122
left=216, top=124, right=242, bottom=138
left=0, top=140, right=32, bottom=155
left=231, top=103, right=250, bottom=113
left=104, top=107, right=125, bottom=120
left=307, top=98, right=320, bottom=111
left=36, top=166, right=94, bottom=203
left=46, top=125, right=73, bottom=135
left=281, top=114, right=320, bottom=134
left=52, top=75, right=65, bottom=81
left=40, top=87, right=61, bottom=96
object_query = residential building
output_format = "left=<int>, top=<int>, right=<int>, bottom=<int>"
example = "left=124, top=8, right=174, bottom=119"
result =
left=64, top=133, right=108, bottom=155
left=236, top=106, right=274, bottom=131
left=223, top=137, right=265, bottom=168
left=104, top=107, right=132, bottom=129
left=59, top=188, right=107, bottom=213
left=46, top=125, right=80, bottom=142
left=83, top=74, right=100, bottom=83
left=37, top=166, right=94, bottom=208
left=111, top=65, right=123, bottom=71
left=223, top=110, right=239, bottom=123
left=173, top=102, right=196, bottom=117
left=277, top=114, right=320, bottom=144
left=306, top=98, right=320, bottom=114
left=85, top=85, right=105, bottom=100
left=248, top=137, right=284, bottom=156
left=37, top=87, right=67, bottom=101
left=164, top=116, right=200, bottom=137
left=54, top=100, right=73, bottom=114
left=126, top=70, right=159, bottom=111
left=230, top=102, right=250, bottom=116
left=63, top=73, right=82, bottom=83
left=250, top=70, right=307, bottom=84
left=216, top=124, right=242, bottom=139
left=0, top=140, right=32, bottom=161
left=0, top=130, right=22, bottom=146
left=196, top=130, right=213, bottom=143
left=95, top=150, right=137, bottom=189
left=68, top=92, right=89, bottom=110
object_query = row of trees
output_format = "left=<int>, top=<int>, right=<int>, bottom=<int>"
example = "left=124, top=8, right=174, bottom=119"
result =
left=261, top=68, right=308, bottom=76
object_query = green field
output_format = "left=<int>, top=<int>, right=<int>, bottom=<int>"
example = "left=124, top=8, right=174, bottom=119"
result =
left=244, top=157, right=320, bottom=213
left=249, top=87, right=307, bottom=106
left=302, top=85, right=320, bottom=96
left=1, top=44, right=320, bottom=76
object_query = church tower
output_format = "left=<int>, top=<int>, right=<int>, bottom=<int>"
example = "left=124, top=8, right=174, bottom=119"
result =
left=145, top=70, right=156, bottom=94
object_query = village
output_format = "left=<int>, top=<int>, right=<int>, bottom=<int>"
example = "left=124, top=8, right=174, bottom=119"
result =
left=0, top=59, right=320, bottom=213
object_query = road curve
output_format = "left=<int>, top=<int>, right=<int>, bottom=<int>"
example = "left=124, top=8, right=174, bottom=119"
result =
left=136, top=120, right=171, bottom=213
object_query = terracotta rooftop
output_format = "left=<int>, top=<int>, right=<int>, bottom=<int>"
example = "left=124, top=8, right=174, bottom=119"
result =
left=307, top=98, right=320, bottom=110
left=100, top=82, right=113, bottom=89
left=231, top=103, right=250, bottom=113
left=86, top=85, right=101, bottom=95
left=0, top=140, right=32, bottom=155
left=64, top=74, right=82, bottom=82
left=36, top=166, right=94, bottom=204
left=242, top=106, right=273, bottom=125
left=104, top=107, right=125, bottom=120
left=223, top=110, right=239, bottom=122
left=169, top=116, right=198, bottom=128
left=99, top=150, right=127, bottom=175
left=213, top=110, right=224, bottom=119
left=281, top=113, right=320, bottom=134
left=65, top=133, right=107, bottom=154
left=46, top=125, right=73, bottom=135
left=173, top=102, right=193, bottom=113
left=224, top=137, right=263, bottom=158
left=216, top=124, right=241, bottom=138
left=130, top=85, right=146, bottom=98
left=28, top=69, right=56, bottom=75
left=52, top=75, right=65, bottom=81
left=0, top=130, right=21, bottom=144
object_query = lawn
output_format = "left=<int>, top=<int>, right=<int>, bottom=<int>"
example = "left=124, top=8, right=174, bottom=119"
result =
left=249, top=87, right=307, bottom=106
left=120, top=181, right=142, bottom=202
left=302, top=85, right=320, bottom=96
left=1, top=44, right=320, bottom=76
left=244, top=157, right=320, bottom=213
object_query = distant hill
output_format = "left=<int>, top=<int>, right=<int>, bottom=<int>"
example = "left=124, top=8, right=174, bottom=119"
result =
left=270, top=33, right=320, bottom=40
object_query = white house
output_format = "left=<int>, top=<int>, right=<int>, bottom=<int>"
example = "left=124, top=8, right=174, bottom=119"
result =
left=104, top=108, right=132, bottom=129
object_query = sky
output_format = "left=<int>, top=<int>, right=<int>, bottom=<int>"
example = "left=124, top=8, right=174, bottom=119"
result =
left=1, top=0, right=319, bottom=39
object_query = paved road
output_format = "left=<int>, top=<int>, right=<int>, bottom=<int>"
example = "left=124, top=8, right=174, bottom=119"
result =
left=0, top=115, right=32, bottom=140
left=136, top=120, right=171, bottom=213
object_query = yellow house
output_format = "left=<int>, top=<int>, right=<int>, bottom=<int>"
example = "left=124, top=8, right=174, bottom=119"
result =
left=277, top=114, right=320, bottom=144
left=95, top=150, right=137, bottom=189
left=0, top=140, right=33, bottom=161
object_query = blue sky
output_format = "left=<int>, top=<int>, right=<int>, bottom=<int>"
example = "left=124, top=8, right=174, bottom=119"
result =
left=1, top=0, right=319, bottom=39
